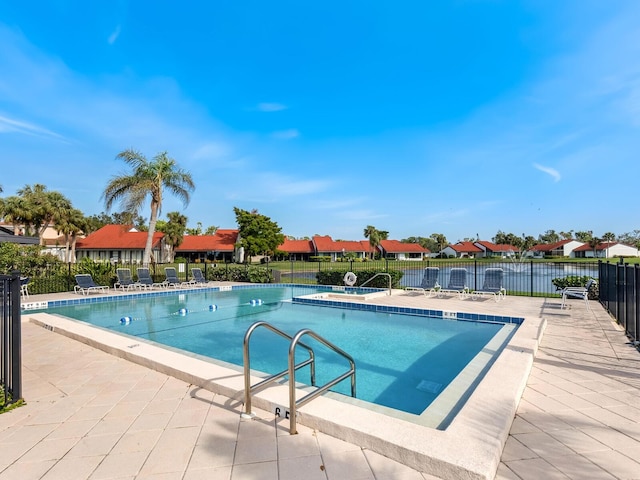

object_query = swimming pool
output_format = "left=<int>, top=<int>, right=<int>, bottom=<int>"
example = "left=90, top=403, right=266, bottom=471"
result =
left=41, top=285, right=518, bottom=422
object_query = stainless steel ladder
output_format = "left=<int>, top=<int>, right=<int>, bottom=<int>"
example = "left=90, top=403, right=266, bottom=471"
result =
left=242, top=321, right=356, bottom=434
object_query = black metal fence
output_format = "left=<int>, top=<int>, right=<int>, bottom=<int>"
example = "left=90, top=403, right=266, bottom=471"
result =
left=271, top=258, right=600, bottom=297
left=1, top=272, right=22, bottom=409
left=20, top=259, right=602, bottom=299
left=599, top=260, right=639, bottom=344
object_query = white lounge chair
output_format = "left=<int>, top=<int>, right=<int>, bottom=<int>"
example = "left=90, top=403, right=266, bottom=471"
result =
left=164, top=267, right=195, bottom=288
left=471, top=268, right=506, bottom=302
left=405, top=267, right=440, bottom=297
left=114, top=268, right=140, bottom=290
left=136, top=268, right=163, bottom=289
left=74, top=274, right=109, bottom=295
left=561, top=278, right=596, bottom=310
left=190, top=267, right=211, bottom=286
left=439, top=268, right=470, bottom=299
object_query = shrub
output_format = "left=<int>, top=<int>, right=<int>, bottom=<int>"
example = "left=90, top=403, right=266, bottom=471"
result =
left=316, top=269, right=403, bottom=288
left=551, top=275, right=598, bottom=299
left=207, top=264, right=273, bottom=283
left=75, top=257, right=115, bottom=287
left=310, top=256, right=331, bottom=262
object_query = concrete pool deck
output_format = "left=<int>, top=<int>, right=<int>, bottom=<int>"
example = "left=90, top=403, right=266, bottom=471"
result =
left=2, top=287, right=639, bottom=479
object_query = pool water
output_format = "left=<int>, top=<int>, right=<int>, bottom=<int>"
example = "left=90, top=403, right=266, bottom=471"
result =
left=46, top=286, right=508, bottom=415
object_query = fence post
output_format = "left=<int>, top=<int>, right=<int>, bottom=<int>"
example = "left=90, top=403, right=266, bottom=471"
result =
left=10, top=271, right=22, bottom=402
left=473, top=260, right=478, bottom=291
left=530, top=260, right=534, bottom=297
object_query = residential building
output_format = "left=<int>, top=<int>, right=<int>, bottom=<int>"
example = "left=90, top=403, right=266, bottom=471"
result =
left=529, top=239, right=585, bottom=258
left=311, top=235, right=373, bottom=261
left=75, top=225, right=165, bottom=263
left=572, top=242, right=639, bottom=258
left=473, top=241, right=519, bottom=258
left=175, top=229, right=239, bottom=263
left=277, top=238, right=315, bottom=261
left=0, top=225, right=39, bottom=246
left=440, top=241, right=483, bottom=258
left=378, top=239, right=429, bottom=260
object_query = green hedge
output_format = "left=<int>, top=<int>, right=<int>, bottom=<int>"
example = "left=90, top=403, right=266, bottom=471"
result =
left=207, top=264, right=273, bottom=283
left=316, top=269, right=403, bottom=288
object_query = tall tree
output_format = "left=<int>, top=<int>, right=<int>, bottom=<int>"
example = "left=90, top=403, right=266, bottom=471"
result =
left=102, top=150, right=195, bottom=266
left=363, top=225, right=381, bottom=259
left=234, top=207, right=284, bottom=263
left=157, top=211, right=188, bottom=262
left=3, top=184, right=73, bottom=245
left=538, top=229, right=560, bottom=244
left=55, top=207, right=86, bottom=263
left=575, top=230, right=593, bottom=243
left=430, top=233, right=448, bottom=254
left=602, top=232, right=616, bottom=242
left=588, top=236, right=602, bottom=257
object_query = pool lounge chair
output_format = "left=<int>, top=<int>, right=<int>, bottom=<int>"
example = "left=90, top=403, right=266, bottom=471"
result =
left=114, top=268, right=140, bottom=290
left=164, top=267, right=194, bottom=288
left=20, top=276, right=30, bottom=299
left=471, top=268, right=506, bottom=302
left=438, top=268, right=470, bottom=299
left=405, top=267, right=440, bottom=297
left=190, top=267, right=212, bottom=286
left=136, top=268, right=163, bottom=289
left=74, top=274, right=110, bottom=295
left=561, top=278, right=596, bottom=310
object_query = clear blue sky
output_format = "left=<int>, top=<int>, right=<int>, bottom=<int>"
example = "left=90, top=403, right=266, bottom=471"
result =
left=1, top=1, right=638, bottom=243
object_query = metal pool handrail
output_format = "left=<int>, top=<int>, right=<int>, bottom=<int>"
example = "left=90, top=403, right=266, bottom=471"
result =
left=243, top=321, right=316, bottom=416
left=242, top=321, right=356, bottom=435
left=288, top=328, right=356, bottom=434
left=359, top=272, right=392, bottom=295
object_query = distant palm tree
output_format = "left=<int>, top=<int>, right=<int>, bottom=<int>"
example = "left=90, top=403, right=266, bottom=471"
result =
left=55, top=207, right=85, bottom=263
left=364, top=225, right=380, bottom=259
left=102, top=150, right=195, bottom=266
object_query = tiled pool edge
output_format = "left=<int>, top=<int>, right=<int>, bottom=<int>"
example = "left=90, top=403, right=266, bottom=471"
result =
left=23, top=310, right=545, bottom=480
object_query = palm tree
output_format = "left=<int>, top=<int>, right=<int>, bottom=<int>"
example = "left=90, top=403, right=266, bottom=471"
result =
left=160, top=211, right=188, bottom=262
left=102, top=150, right=195, bottom=266
left=363, top=225, right=380, bottom=260
left=55, top=207, right=86, bottom=263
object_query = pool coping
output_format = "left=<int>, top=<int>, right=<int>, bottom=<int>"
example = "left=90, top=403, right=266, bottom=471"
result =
left=22, top=289, right=544, bottom=480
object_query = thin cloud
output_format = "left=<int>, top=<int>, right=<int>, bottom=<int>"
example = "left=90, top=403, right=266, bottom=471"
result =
left=272, top=129, right=299, bottom=140
left=533, top=163, right=561, bottom=182
left=108, top=25, right=121, bottom=45
left=257, top=102, right=287, bottom=112
left=0, top=114, right=67, bottom=141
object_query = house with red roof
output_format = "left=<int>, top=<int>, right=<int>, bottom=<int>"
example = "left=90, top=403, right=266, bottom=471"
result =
left=76, top=225, right=165, bottom=264
left=474, top=241, right=519, bottom=258
left=572, top=242, right=639, bottom=259
left=311, top=235, right=373, bottom=261
left=440, top=241, right=483, bottom=258
left=175, top=229, right=239, bottom=263
left=277, top=238, right=315, bottom=261
left=378, top=239, right=429, bottom=260
left=529, top=239, right=584, bottom=258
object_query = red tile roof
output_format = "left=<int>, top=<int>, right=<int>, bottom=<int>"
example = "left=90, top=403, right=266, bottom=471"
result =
left=530, top=239, right=574, bottom=252
left=449, top=242, right=483, bottom=253
left=278, top=238, right=315, bottom=254
left=76, top=225, right=163, bottom=250
left=312, top=235, right=373, bottom=253
left=475, top=241, right=519, bottom=252
left=573, top=241, right=617, bottom=252
left=175, top=229, right=238, bottom=252
left=379, top=239, right=429, bottom=253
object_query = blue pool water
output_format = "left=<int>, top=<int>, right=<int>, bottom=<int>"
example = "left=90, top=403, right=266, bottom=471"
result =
left=44, top=286, right=510, bottom=415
